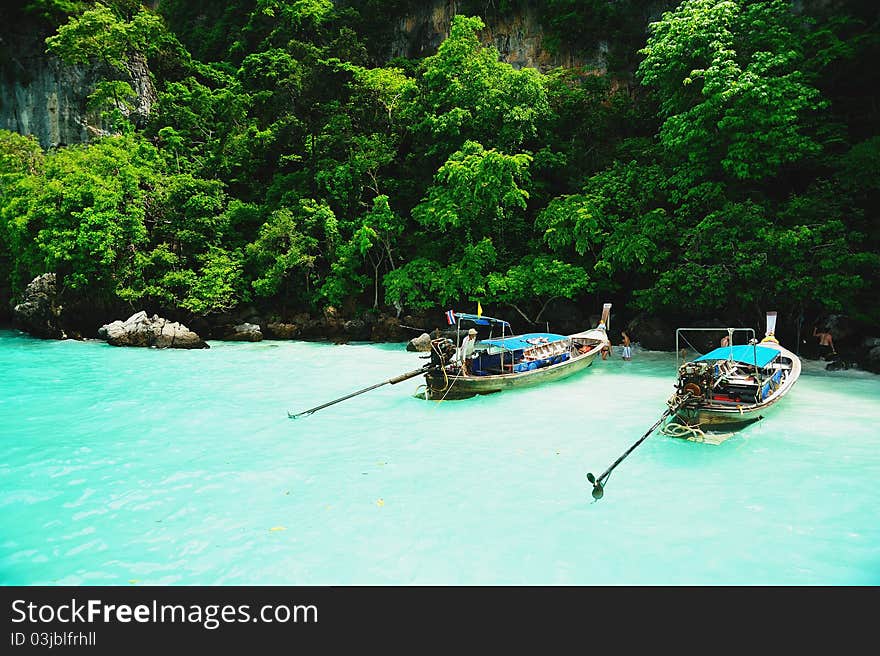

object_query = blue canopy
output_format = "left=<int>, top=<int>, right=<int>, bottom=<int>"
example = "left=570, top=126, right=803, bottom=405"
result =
left=480, top=332, right=569, bottom=352
left=695, top=345, right=779, bottom=368
left=455, top=312, right=510, bottom=328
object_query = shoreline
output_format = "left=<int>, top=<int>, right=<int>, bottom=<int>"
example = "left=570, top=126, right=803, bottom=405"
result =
left=1, top=324, right=875, bottom=376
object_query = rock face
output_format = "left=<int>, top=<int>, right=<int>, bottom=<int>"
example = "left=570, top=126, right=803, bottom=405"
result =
left=12, top=273, right=65, bottom=339
left=1, top=19, right=156, bottom=149
left=0, top=46, right=102, bottom=148
left=390, top=1, right=601, bottom=71
left=98, top=311, right=208, bottom=349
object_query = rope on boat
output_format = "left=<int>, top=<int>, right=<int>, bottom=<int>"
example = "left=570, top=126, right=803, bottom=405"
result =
left=660, top=421, right=706, bottom=440
left=660, top=420, right=737, bottom=445
left=432, top=365, right=463, bottom=404
left=429, top=364, right=449, bottom=394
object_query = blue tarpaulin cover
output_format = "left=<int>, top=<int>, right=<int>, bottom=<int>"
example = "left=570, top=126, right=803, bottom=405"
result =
left=696, top=345, right=779, bottom=368
left=480, top=332, right=569, bottom=352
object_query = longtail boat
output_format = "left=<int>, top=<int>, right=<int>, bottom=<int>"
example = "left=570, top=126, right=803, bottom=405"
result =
left=421, top=304, right=611, bottom=400
left=664, top=312, right=801, bottom=439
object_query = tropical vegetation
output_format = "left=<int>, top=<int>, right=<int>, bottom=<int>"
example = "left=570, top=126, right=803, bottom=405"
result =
left=1, top=0, right=877, bottom=335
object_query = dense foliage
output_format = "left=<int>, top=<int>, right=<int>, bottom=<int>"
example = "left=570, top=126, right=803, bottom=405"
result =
left=1, top=0, right=877, bottom=332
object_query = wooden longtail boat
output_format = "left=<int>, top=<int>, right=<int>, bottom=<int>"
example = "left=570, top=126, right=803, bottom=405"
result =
left=664, top=312, right=801, bottom=437
left=421, top=304, right=611, bottom=400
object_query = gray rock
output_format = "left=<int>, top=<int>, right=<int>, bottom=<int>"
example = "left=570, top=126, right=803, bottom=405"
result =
left=12, top=273, right=66, bottom=339
left=371, top=314, right=410, bottom=342
left=822, top=315, right=858, bottom=343
left=1, top=25, right=156, bottom=149
left=266, top=322, right=300, bottom=339
left=407, top=333, right=433, bottom=352
left=626, top=314, right=675, bottom=351
left=343, top=319, right=371, bottom=341
left=98, top=311, right=208, bottom=349
left=864, top=346, right=880, bottom=374
left=98, top=311, right=147, bottom=340
left=223, top=322, right=263, bottom=342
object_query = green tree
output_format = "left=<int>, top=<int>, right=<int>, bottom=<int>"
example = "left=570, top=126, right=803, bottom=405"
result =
left=384, top=238, right=498, bottom=312
left=246, top=200, right=339, bottom=307
left=638, top=0, right=826, bottom=192
left=487, top=255, right=591, bottom=324
left=415, top=15, right=549, bottom=161
left=0, top=134, right=155, bottom=298
left=537, top=160, right=670, bottom=298
left=412, top=140, right=532, bottom=259
left=0, top=131, right=46, bottom=301
left=46, top=3, right=172, bottom=132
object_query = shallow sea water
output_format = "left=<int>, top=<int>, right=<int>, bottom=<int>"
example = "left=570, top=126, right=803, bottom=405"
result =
left=1, top=329, right=878, bottom=585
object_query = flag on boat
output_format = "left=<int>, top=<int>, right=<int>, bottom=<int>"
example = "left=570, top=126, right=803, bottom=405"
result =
left=477, top=301, right=483, bottom=317
left=445, top=310, right=456, bottom=325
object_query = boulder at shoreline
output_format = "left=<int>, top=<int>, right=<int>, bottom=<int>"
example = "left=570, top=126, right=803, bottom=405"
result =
left=12, top=273, right=65, bottom=339
left=98, top=311, right=209, bottom=349
left=407, top=333, right=432, bottom=352
left=222, top=322, right=263, bottom=342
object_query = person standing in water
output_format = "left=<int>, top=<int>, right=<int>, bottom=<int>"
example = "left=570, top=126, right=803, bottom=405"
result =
left=621, top=331, right=632, bottom=361
left=813, top=326, right=836, bottom=360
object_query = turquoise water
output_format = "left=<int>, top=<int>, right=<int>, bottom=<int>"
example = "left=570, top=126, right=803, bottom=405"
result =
left=1, top=329, right=878, bottom=585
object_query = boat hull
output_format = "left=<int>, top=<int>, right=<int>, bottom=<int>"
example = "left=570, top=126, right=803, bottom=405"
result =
left=672, top=398, right=778, bottom=430
left=424, top=350, right=597, bottom=400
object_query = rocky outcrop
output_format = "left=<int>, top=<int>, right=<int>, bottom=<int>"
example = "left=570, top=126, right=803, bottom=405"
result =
left=626, top=313, right=675, bottom=351
left=265, top=322, right=300, bottom=339
left=407, top=333, right=433, bottom=352
left=1, top=18, right=156, bottom=148
left=222, top=322, right=262, bottom=342
left=12, top=273, right=66, bottom=339
left=261, top=310, right=421, bottom=342
left=370, top=314, right=412, bottom=342
left=343, top=318, right=372, bottom=341
left=861, top=338, right=880, bottom=374
left=390, top=1, right=600, bottom=71
left=98, top=311, right=208, bottom=349
left=0, top=42, right=103, bottom=148
left=124, top=52, right=157, bottom=130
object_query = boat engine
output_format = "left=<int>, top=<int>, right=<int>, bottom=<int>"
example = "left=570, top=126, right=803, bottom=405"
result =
left=676, top=361, right=713, bottom=398
left=430, top=337, right=456, bottom=368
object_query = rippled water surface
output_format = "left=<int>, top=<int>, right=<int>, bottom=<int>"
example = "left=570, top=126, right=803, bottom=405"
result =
left=1, top=329, right=878, bottom=585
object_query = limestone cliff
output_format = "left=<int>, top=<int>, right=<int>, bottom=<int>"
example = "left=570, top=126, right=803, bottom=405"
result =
left=0, top=23, right=104, bottom=148
left=391, top=1, right=606, bottom=72
left=0, top=20, right=156, bottom=149
left=1, top=1, right=640, bottom=148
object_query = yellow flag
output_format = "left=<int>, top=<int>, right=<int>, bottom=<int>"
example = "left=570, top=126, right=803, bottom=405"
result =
left=477, top=301, right=483, bottom=317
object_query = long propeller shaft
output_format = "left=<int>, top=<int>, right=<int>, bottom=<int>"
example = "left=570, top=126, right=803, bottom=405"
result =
left=288, top=364, right=433, bottom=419
left=587, top=392, right=692, bottom=500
